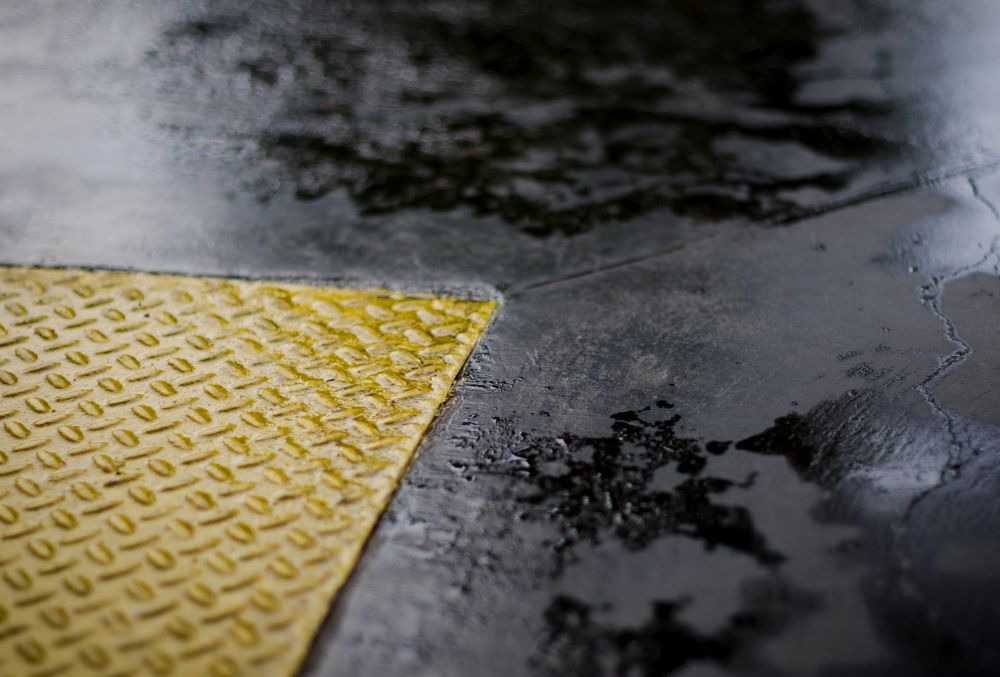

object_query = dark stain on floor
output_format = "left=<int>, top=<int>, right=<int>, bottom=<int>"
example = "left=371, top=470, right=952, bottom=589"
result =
left=481, top=402, right=782, bottom=571
left=478, top=386, right=977, bottom=675
left=144, top=0, right=894, bottom=236
left=536, top=579, right=818, bottom=676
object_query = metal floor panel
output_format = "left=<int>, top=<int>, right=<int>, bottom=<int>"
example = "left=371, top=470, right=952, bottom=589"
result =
left=0, top=267, right=492, bottom=676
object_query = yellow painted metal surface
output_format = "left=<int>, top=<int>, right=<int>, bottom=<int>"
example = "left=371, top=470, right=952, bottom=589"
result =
left=0, top=267, right=493, bottom=676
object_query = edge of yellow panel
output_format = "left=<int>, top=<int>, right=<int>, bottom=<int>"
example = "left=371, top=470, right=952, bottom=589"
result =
left=0, top=265, right=498, bottom=677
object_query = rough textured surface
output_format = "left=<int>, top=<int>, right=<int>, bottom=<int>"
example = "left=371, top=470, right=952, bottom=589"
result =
left=0, top=268, right=491, bottom=676
left=3, top=0, right=1000, bottom=675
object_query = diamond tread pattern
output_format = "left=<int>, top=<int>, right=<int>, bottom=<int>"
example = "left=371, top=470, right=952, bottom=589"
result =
left=0, top=267, right=493, bottom=676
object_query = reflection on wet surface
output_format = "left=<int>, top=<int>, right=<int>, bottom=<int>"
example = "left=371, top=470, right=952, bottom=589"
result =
left=489, top=403, right=780, bottom=569
left=144, top=0, right=893, bottom=235
left=538, top=578, right=818, bottom=676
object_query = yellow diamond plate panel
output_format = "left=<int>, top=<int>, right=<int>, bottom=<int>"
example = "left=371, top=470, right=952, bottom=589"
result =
left=0, top=267, right=494, bottom=677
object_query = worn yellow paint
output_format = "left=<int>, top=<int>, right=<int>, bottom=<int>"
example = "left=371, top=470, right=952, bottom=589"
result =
left=0, top=267, right=493, bottom=676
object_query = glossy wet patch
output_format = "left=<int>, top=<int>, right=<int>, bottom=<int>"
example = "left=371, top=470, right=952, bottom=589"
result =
left=536, top=580, right=818, bottom=676
left=0, top=267, right=492, bottom=676
left=142, top=0, right=893, bottom=237
left=480, top=403, right=781, bottom=571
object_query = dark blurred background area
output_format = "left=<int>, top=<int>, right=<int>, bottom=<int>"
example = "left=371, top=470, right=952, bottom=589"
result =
left=3, top=0, right=1000, bottom=272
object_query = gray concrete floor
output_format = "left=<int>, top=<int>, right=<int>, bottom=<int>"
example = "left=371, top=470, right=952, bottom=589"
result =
left=4, top=1, right=1000, bottom=675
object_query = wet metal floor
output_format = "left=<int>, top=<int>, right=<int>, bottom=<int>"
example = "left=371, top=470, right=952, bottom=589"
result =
left=3, top=1, right=1000, bottom=675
